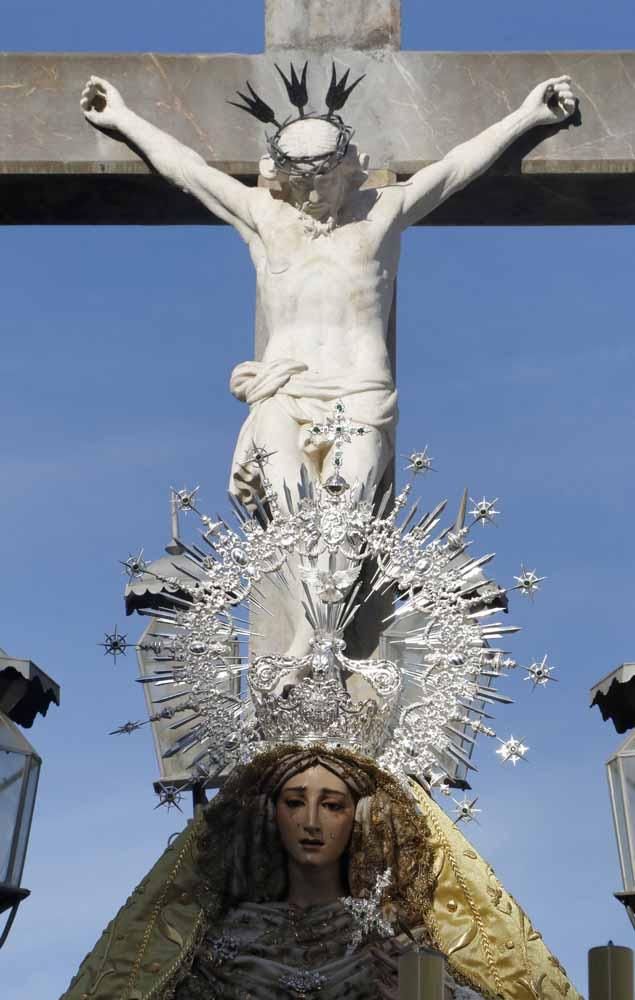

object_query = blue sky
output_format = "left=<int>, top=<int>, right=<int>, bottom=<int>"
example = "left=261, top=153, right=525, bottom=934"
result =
left=2, top=2, right=635, bottom=997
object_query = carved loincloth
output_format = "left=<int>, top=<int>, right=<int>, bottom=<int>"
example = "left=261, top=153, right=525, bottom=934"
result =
left=228, top=358, right=398, bottom=503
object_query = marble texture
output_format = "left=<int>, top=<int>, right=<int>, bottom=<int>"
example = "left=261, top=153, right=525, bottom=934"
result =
left=0, top=50, right=619, bottom=168
left=1, top=51, right=634, bottom=224
left=265, top=0, right=401, bottom=50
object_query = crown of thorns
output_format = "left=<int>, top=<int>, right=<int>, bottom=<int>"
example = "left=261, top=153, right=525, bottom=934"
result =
left=229, top=61, right=365, bottom=176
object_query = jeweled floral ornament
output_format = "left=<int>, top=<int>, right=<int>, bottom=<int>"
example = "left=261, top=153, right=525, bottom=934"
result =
left=496, top=735, right=529, bottom=766
left=121, top=549, right=148, bottom=580
left=513, top=565, right=545, bottom=598
left=525, top=654, right=556, bottom=690
left=154, top=781, right=185, bottom=812
left=405, top=447, right=434, bottom=475
left=99, top=625, right=128, bottom=662
left=107, top=399, right=557, bottom=808
left=468, top=497, right=499, bottom=528
left=173, top=485, right=200, bottom=514
left=340, top=869, right=395, bottom=952
left=451, top=795, right=481, bottom=825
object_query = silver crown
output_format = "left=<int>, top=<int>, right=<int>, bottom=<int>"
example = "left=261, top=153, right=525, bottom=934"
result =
left=250, top=635, right=401, bottom=753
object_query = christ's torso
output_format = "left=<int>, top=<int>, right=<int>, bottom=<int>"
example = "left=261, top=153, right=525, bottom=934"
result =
left=248, top=188, right=402, bottom=378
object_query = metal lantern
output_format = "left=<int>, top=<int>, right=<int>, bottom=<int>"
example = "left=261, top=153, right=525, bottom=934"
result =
left=607, top=730, right=635, bottom=928
left=0, top=712, right=41, bottom=947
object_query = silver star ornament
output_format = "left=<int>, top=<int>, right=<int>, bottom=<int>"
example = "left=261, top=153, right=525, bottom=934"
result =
left=496, top=736, right=529, bottom=765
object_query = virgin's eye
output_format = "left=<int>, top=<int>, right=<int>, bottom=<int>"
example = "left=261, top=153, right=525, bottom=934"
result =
left=284, top=798, right=305, bottom=809
left=323, top=802, right=344, bottom=812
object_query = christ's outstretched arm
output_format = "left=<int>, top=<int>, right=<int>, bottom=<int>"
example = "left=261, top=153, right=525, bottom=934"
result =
left=80, top=77, right=259, bottom=241
left=398, top=76, right=576, bottom=227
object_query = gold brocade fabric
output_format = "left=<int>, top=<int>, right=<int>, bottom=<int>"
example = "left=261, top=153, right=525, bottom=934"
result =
left=411, top=783, right=583, bottom=1000
left=60, top=815, right=207, bottom=1000
left=59, top=746, right=584, bottom=1000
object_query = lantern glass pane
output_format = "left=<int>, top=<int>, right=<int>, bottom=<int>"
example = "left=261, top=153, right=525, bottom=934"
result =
left=9, top=755, right=40, bottom=887
left=0, top=714, right=41, bottom=891
left=623, top=754, right=635, bottom=888
left=0, top=747, right=26, bottom=887
left=608, top=732, right=635, bottom=892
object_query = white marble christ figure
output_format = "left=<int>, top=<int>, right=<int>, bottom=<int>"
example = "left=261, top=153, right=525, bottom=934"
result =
left=80, top=69, right=575, bottom=655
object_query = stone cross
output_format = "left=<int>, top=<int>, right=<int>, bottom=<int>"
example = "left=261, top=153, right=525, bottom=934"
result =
left=1, top=1, right=634, bottom=225
left=1, top=0, right=634, bottom=659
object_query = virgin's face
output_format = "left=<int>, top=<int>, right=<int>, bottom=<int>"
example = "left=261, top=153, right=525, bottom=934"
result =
left=275, top=765, right=355, bottom=868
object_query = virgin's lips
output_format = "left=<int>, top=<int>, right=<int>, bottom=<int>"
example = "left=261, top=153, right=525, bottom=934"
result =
left=300, top=838, right=324, bottom=847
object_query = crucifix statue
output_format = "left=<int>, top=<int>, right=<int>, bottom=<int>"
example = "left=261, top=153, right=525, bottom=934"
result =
left=79, top=64, right=575, bottom=657
left=13, top=4, right=612, bottom=999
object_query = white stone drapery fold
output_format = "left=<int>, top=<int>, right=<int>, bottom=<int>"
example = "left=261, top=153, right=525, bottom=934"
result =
left=229, top=357, right=397, bottom=503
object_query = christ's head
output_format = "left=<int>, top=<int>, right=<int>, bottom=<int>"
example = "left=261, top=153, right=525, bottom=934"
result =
left=259, top=116, right=369, bottom=221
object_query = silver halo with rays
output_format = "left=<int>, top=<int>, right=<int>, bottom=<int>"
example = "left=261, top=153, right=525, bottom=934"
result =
left=110, top=400, right=554, bottom=794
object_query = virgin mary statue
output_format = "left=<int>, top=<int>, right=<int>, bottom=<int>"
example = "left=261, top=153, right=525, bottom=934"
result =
left=61, top=393, right=581, bottom=999
left=61, top=744, right=581, bottom=1000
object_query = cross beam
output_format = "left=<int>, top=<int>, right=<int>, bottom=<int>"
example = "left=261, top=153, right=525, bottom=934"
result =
left=1, top=49, right=634, bottom=225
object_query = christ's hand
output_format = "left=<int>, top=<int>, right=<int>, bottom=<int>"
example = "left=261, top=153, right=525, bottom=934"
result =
left=397, top=73, right=576, bottom=226
left=79, top=74, right=257, bottom=237
left=80, top=76, right=129, bottom=131
left=521, top=76, right=576, bottom=125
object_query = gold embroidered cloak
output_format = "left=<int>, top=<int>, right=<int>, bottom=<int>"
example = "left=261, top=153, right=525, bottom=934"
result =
left=60, top=748, right=582, bottom=1000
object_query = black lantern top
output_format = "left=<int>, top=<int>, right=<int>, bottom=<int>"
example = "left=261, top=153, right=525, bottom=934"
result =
left=0, top=652, right=60, bottom=728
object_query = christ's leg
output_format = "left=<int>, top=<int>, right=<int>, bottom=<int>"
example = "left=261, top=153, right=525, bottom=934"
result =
left=243, top=398, right=319, bottom=504
left=237, top=399, right=319, bottom=659
left=321, top=426, right=392, bottom=498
